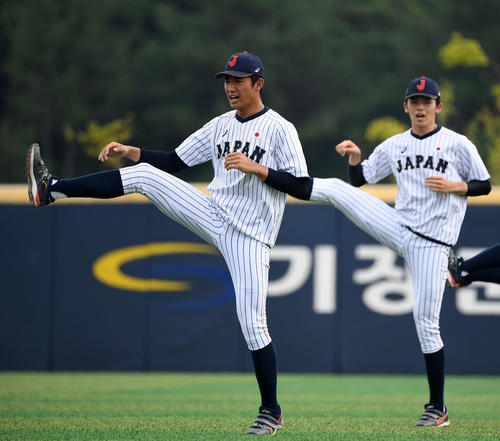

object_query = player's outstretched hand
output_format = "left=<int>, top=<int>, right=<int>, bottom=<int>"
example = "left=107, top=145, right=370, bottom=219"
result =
left=225, top=152, right=268, bottom=180
left=335, top=140, right=362, bottom=165
left=425, top=176, right=467, bottom=194
left=98, top=142, right=140, bottom=162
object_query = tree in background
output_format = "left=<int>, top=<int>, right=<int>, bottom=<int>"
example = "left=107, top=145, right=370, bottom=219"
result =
left=365, top=117, right=407, bottom=145
left=66, top=113, right=134, bottom=170
left=0, top=0, right=497, bottom=183
left=0, top=0, right=152, bottom=180
left=439, top=32, right=500, bottom=183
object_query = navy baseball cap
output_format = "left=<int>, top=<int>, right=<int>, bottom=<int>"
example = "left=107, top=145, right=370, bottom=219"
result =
left=214, top=52, right=264, bottom=79
left=404, top=76, right=440, bottom=100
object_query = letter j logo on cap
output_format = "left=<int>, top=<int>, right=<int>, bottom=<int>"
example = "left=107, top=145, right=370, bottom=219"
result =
left=417, top=79, right=425, bottom=91
left=228, top=55, right=238, bottom=67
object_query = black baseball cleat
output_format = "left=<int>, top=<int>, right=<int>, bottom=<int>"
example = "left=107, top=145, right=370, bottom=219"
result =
left=415, top=403, right=450, bottom=427
left=245, top=411, right=283, bottom=435
left=26, top=143, right=53, bottom=207
left=446, top=248, right=471, bottom=288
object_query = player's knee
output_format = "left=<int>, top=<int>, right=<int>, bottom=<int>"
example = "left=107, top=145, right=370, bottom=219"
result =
left=131, top=162, right=155, bottom=175
left=311, top=177, right=347, bottom=203
left=120, top=162, right=162, bottom=197
left=320, top=177, right=344, bottom=188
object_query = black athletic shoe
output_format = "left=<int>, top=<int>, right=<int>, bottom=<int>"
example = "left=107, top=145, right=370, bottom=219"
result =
left=446, top=248, right=471, bottom=288
left=26, top=143, right=53, bottom=207
left=415, top=403, right=450, bottom=427
left=245, top=411, right=283, bottom=435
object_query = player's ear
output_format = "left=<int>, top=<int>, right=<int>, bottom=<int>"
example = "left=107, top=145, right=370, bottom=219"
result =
left=254, top=77, right=264, bottom=92
left=435, top=102, right=443, bottom=114
left=403, top=100, right=409, bottom=114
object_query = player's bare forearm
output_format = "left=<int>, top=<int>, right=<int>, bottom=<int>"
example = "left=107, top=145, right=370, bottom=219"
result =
left=335, top=140, right=362, bottom=165
left=425, top=176, right=467, bottom=194
left=224, top=152, right=269, bottom=181
left=98, top=142, right=141, bottom=163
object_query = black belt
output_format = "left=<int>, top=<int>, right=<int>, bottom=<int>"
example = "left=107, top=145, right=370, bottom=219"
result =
left=405, top=226, right=452, bottom=247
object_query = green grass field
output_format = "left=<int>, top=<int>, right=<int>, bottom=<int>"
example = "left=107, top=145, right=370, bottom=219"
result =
left=1, top=373, right=499, bottom=441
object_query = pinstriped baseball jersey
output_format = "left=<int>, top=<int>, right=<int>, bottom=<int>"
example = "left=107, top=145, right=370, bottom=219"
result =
left=361, top=126, right=490, bottom=245
left=175, top=106, right=308, bottom=246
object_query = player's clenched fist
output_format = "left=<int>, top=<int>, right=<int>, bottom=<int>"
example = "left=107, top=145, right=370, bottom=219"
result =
left=335, top=140, right=362, bottom=165
left=98, top=142, right=140, bottom=162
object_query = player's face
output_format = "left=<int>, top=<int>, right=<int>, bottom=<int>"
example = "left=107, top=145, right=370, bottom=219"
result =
left=404, top=96, right=443, bottom=136
left=224, top=76, right=264, bottom=118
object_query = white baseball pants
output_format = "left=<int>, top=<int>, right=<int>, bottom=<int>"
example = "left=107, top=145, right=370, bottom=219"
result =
left=120, top=163, right=271, bottom=350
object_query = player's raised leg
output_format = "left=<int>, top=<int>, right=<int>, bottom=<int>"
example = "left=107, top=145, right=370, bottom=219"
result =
left=120, top=162, right=223, bottom=244
left=25, top=145, right=222, bottom=244
left=310, top=177, right=404, bottom=253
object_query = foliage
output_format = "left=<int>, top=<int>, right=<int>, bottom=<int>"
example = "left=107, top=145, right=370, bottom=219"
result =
left=437, top=28, right=500, bottom=185
left=65, top=114, right=134, bottom=169
left=466, top=107, right=500, bottom=181
left=439, top=32, right=490, bottom=69
left=365, top=117, right=407, bottom=143
left=491, top=84, right=500, bottom=111
left=0, top=0, right=497, bottom=182
left=436, top=80, right=457, bottom=126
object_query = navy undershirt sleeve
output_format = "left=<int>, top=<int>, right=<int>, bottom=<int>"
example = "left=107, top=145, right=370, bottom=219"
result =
left=349, top=163, right=367, bottom=187
left=466, top=179, right=491, bottom=196
left=264, top=168, right=313, bottom=200
left=138, top=149, right=188, bottom=173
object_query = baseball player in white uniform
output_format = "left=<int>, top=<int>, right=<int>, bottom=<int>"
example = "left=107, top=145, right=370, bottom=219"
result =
left=26, top=51, right=309, bottom=435
left=241, top=76, right=491, bottom=427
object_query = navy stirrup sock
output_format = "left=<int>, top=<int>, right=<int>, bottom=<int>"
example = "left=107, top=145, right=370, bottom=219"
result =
left=424, top=348, right=445, bottom=410
left=49, top=170, right=124, bottom=199
left=251, top=342, right=280, bottom=417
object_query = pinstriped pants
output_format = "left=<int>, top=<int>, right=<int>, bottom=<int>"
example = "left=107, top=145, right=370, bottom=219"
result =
left=311, top=178, right=449, bottom=354
left=120, top=163, right=271, bottom=350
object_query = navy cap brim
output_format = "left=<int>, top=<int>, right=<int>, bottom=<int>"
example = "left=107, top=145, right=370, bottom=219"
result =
left=405, top=92, right=439, bottom=99
left=214, top=71, right=255, bottom=79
